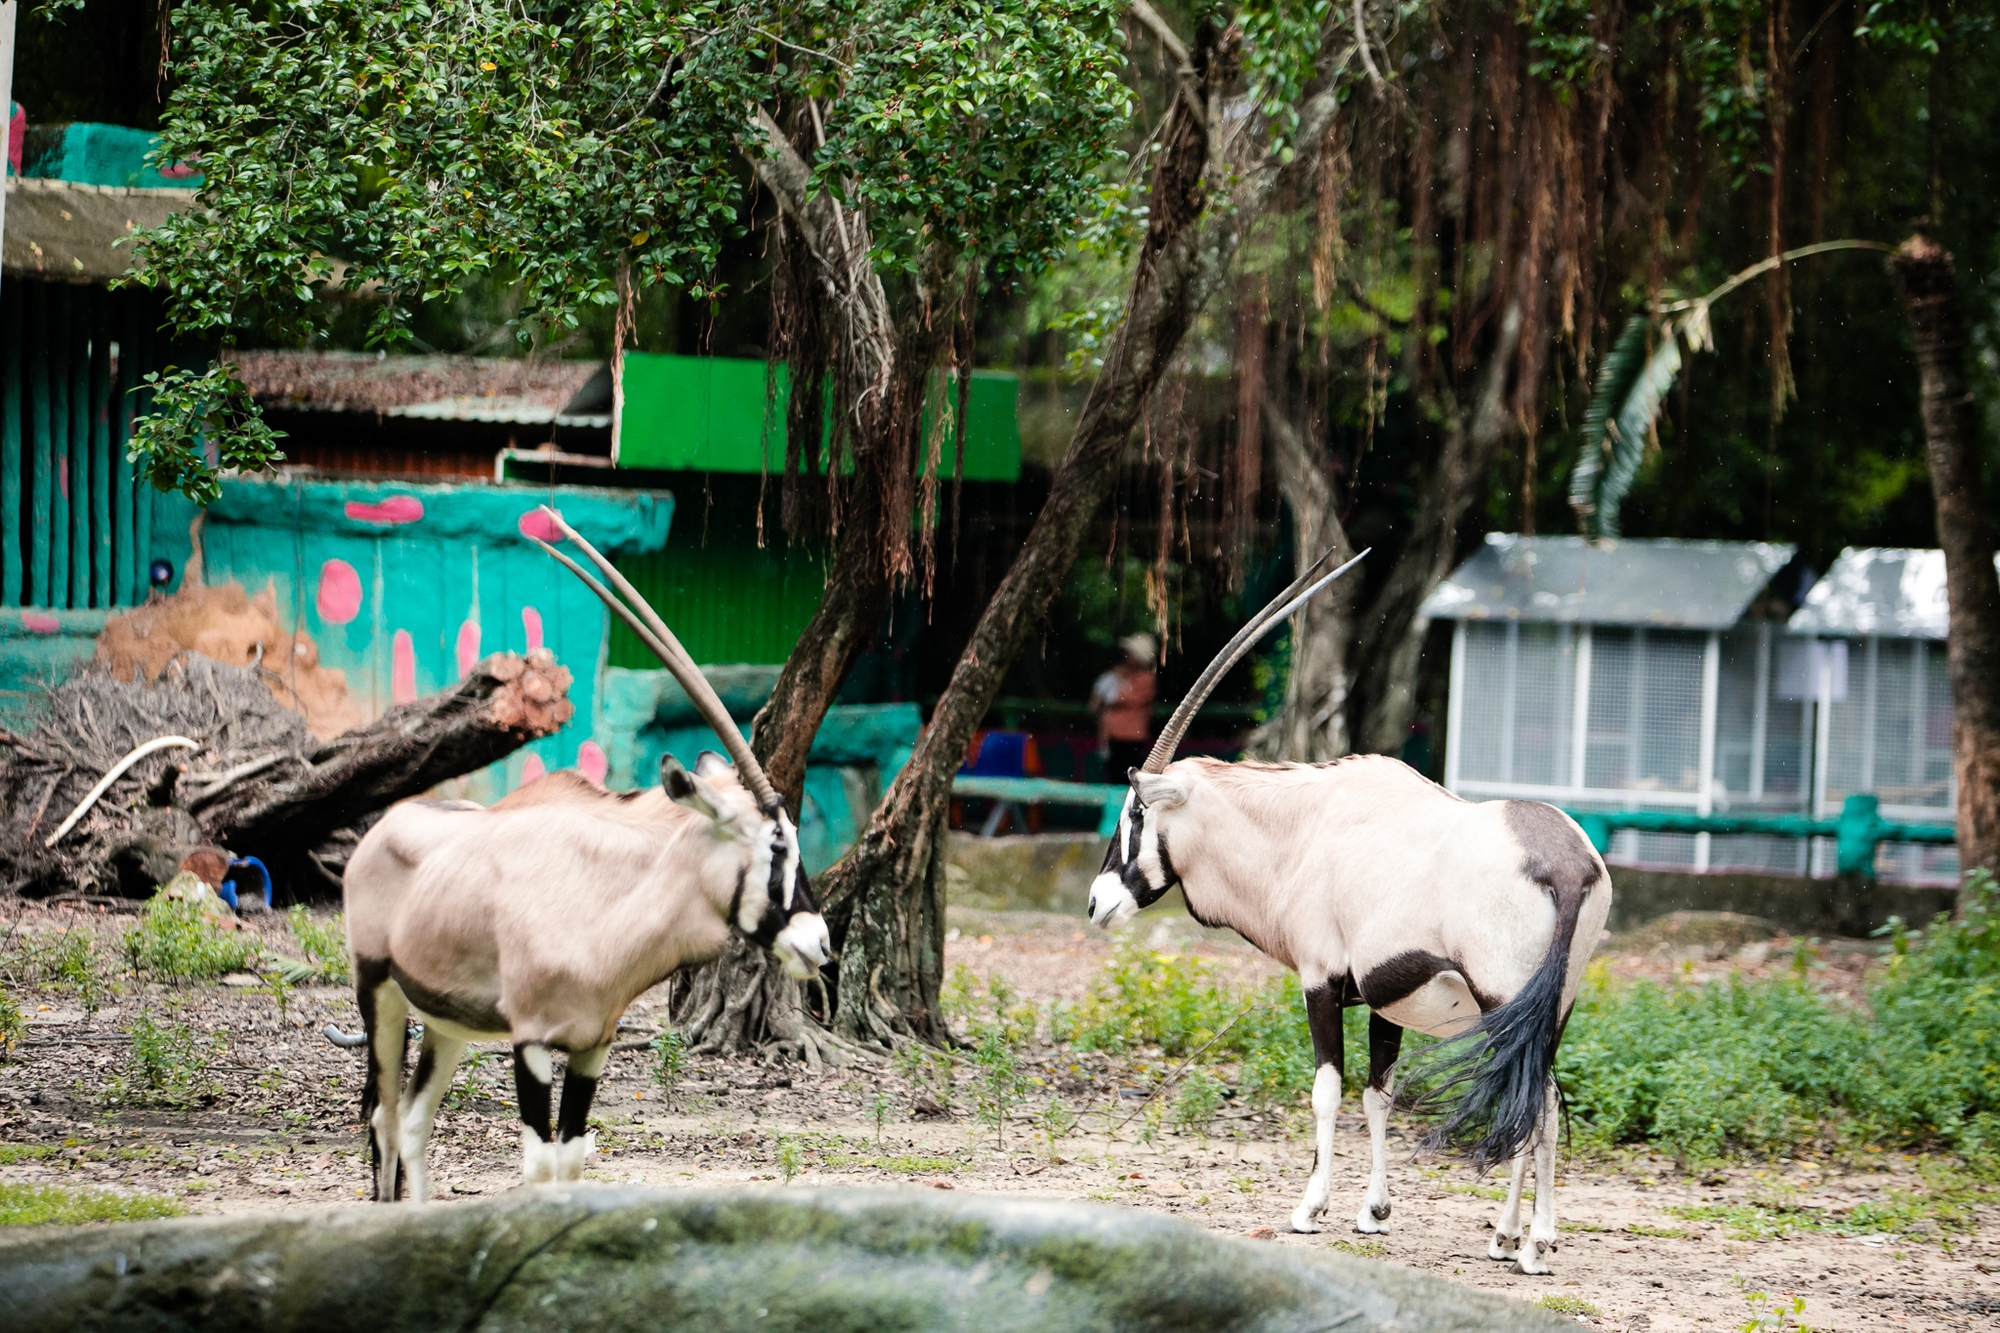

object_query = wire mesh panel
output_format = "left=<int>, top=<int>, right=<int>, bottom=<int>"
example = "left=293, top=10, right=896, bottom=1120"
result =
left=1583, top=627, right=1705, bottom=794
left=1456, top=621, right=1511, bottom=784
left=1822, top=636, right=1954, bottom=815
left=1510, top=624, right=1575, bottom=786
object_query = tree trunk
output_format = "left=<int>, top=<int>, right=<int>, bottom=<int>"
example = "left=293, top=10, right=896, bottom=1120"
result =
left=1248, top=397, right=1357, bottom=761
left=1890, top=234, right=2000, bottom=892
left=815, top=28, right=1357, bottom=1048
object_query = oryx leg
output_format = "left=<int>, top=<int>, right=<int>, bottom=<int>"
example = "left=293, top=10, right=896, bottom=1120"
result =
left=553, top=1044, right=609, bottom=1181
left=1488, top=1146, right=1530, bottom=1261
left=514, top=1042, right=561, bottom=1184
left=1356, top=1014, right=1401, bottom=1234
left=1518, top=1079, right=1561, bottom=1274
left=1288, top=984, right=1345, bottom=1234
left=362, top=972, right=410, bottom=1202
left=395, top=1027, right=466, bottom=1204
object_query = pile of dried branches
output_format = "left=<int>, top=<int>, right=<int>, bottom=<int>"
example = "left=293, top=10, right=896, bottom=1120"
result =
left=0, top=649, right=573, bottom=900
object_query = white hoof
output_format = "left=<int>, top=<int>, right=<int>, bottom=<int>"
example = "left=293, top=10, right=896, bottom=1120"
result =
left=1289, top=1207, right=1324, bottom=1234
left=1488, top=1232, right=1521, bottom=1262
left=554, top=1131, right=595, bottom=1182
left=1355, top=1202, right=1390, bottom=1235
left=521, top=1129, right=560, bottom=1184
left=1515, top=1236, right=1555, bottom=1275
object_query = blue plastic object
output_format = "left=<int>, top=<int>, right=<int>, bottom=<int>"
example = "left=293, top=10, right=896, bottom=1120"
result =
left=223, top=856, right=273, bottom=911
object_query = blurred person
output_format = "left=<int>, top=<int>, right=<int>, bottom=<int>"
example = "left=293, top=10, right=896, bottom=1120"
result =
left=1091, top=633, right=1157, bottom=777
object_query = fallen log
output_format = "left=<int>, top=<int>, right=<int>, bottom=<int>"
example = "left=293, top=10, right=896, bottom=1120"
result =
left=0, top=649, right=572, bottom=900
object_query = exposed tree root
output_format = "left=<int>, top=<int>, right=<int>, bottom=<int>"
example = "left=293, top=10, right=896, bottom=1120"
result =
left=670, top=936, right=877, bottom=1072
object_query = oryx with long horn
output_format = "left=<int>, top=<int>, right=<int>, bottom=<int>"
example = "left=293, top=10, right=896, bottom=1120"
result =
left=1086, top=551, right=1611, bottom=1274
left=339, top=507, right=830, bottom=1202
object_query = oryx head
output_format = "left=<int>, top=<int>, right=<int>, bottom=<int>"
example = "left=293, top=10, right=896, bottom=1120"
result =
left=663, top=752, right=830, bottom=980
left=531, top=507, right=830, bottom=980
left=1086, top=547, right=1369, bottom=931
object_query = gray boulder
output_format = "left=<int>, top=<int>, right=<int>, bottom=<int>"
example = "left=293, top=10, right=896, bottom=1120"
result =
left=0, top=1186, right=1570, bottom=1332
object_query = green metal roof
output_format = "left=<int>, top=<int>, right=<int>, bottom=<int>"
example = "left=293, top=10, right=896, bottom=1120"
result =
left=613, top=352, right=1021, bottom=480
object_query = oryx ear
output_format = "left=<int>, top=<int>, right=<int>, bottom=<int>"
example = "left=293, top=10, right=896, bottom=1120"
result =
left=693, top=750, right=735, bottom=782
left=663, top=755, right=733, bottom=825
left=1129, top=769, right=1191, bottom=809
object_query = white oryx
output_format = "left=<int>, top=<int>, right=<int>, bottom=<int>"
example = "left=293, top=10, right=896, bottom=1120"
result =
left=337, top=510, right=830, bottom=1202
left=1087, top=553, right=1611, bottom=1274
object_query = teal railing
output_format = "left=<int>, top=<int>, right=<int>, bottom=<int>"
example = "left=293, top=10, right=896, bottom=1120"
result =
left=1566, top=793, right=1953, bottom=877
left=950, top=778, right=1955, bottom=879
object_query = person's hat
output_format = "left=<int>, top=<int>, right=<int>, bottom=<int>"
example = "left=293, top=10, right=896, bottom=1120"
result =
left=1118, top=633, right=1157, bottom=666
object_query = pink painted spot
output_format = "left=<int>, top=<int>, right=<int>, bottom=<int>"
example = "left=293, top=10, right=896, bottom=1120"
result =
left=21, top=611, right=60, bottom=634
left=519, top=753, right=546, bottom=786
left=57, top=458, right=68, bottom=501
left=521, top=606, right=544, bottom=654
left=456, top=619, right=481, bottom=679
left=576, top=742, right=608, bottom=787
left=316, top=558, right=363, bottom=625
left=517, top=508, right=560, bottom=542
left=391, top=629, right=417, bottom=705
left=345, top=495, right=425, bottom=526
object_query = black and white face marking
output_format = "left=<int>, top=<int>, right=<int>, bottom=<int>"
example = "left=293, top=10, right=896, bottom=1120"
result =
left=743, top=807, right=831, bottom=979
left=1087, top=788, right=1179, bottom=927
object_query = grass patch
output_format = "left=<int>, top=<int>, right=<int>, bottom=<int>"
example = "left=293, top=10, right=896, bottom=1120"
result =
left=286, top=907, right=350, bottom=985
left=0, top=1182, right=184, bottom=1226
left=104, top=1015, right=224, bottom=1108
left=1622, top=1222, right=1694, bottom=1239
left=124, top=895, right=260, bottom=983
left=822, top=1152, right=963, bottom=1174
left=1327, top=1237, right=1386, bottom=1259
left=1533, top=1294, right=1600, bottom=1317
left=0, top=1144, right=59, bottom=1165
left=1668, top=1163, right=1988, bottom=1240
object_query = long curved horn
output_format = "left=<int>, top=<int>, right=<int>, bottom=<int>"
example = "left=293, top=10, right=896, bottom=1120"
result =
left=530, top=507, right=786, bottom=814
left=1139, top=548, right=1370, bottom=773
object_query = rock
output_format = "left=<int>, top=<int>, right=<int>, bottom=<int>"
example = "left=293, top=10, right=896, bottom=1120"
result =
left=0, top=1187, right=1572, bottom=1332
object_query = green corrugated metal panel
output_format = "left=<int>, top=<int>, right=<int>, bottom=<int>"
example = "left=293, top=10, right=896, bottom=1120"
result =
left=609, top=534, right=825, bottom=667
left=615, top=352, right=1021, bottom=481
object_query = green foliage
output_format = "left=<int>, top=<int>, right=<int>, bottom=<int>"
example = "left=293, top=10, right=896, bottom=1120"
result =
left=943, top=965, right=1039, bottom=1046
left=775, top=1136, right=805, bottom=1183
left=1238, top=0, right=1335, bottom=151
left=0, top=986, right=23, bottom=1060
left=1171, top=1066, right=1225, bottom=1139
left=1516, top=0, right=1607, bottom=85
left=868, top=1090, right=894, bottom=1142
left=123, top=896, right=261, bottom=984
left=1037, top=1095, right=1077, bottom=1162
left=892, top=1041, right=957, bottom=1111
left=805, top=0, right=1131, bottom=274
left=1327, top=1236, right=1386, bottom=1259
left=649, top=1028, right=688, bottom=1099
left=971, top=1030, right=1030, bottom=1149
left=110, top=1016, right=224, bottom=1108
left=0, top=1182, right=186, bottom=1227
left=1570, top=313, right=1678, bottom=537
left=1735, top=1277, right=1813, bottom=1332
left=1535, top=1294, right=1602, bottom=1317
left=124, top=364, right=287, bottom=506
left=287, top=908, right=351, bottom=985
left=1560, top=871, right=2000, bottom=1162
left=5, top=928, right=109, bottom=1014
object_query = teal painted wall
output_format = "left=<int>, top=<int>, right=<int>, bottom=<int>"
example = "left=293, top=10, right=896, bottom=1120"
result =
left=200, top=477, right=672, bottom=798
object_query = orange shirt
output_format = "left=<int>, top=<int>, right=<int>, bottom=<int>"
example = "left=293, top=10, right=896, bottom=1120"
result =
left=1098, top=665, right=1156, bottom=741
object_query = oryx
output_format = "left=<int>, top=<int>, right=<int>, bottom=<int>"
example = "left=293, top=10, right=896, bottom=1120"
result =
left=339, top=510, right=830, bottom=1202
left=1087, top=553, right=1611, bottom=1274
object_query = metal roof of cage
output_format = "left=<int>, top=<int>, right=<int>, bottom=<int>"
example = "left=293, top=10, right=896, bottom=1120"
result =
left=1786, top=547, right=2000, bottom=640
left=1421, top=534, right=1797, bottom=629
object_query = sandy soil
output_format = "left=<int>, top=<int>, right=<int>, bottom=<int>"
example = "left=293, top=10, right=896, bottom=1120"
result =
left=2, top=900, right=1995, bottom=1331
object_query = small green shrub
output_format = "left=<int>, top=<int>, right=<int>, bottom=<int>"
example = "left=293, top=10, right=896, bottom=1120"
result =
left=892, top=1042, right=957, bottom=1112
left=0, top=1182, right=185, bottom=1226
left=775, top=1137, right=804, bottom=1183
left=1037, top=1095, right=1077, bottom=1162
left=649, top=1029, right=687, bottom=1099
left=0, top=986, right=23, bottom=1059
left=287, top=907, right=351, bottom=985
left=942, top=966, right=1038, bottom=1047
left=124, top=896, right=260, bottom=983
left=1171, top=1067, right=1225, bottom=1139
left=1534, top=1294, right=1600, bottom=1317
left=108, top=1015, right=223, bottom=1107
left=971, top=1031, right=1029, bottom=1150
left=868, top=1091, right=894, bottom=1143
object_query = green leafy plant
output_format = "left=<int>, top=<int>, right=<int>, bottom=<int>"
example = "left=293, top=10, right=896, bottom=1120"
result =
left=1534, top=1294, right=1601, bottom=1317
left=1735, top=1277, right=1812, bottom=1332
left=109, top=1015, right=223, bottom=1108
left=1037, top=1095, right=1077, bottom=1163
left=775, top=1137, right=804, bottom=1184
left=893, top=1042, right=957, bottom=1113
left=868, top=1091, right=894, bottom=1144
left=971, top=1031, right=1029, bottom=1151
left=124, top=895, right=261, bottom=983
left=1327, top=1237, right=1386, bottom=1259
left=1171, top=1067, right=1225, bottom=1141
left=0, top=986, right=24, bottom=1060
left=649, top=1029, right=688, bottom=1101
left=125, top=364, right=287, bottom=506
left=287, top=907, right=351, bottom=985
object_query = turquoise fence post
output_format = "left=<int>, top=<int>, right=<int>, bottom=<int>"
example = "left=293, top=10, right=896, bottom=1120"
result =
left=1098, top=794, right=1124, bottom=839
left=1836, top=793, right=1883, bottom=877
left=1, top=284, right=19, bottom=606
left=1576, top=813, right=1613, bottom=854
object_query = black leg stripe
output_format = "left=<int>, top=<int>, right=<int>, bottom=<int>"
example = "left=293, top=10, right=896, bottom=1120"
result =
left=557, top=1070, right=599, bottom=1144
left=514, top=1046, right=553, bottom=1143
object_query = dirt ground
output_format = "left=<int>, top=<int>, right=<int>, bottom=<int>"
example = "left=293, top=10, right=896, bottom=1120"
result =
left=2, top=899, right=1996, bottom=1331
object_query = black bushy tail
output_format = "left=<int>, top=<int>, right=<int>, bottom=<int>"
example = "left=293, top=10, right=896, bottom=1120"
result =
left=1409, top=886, right=1588, bottom=1171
